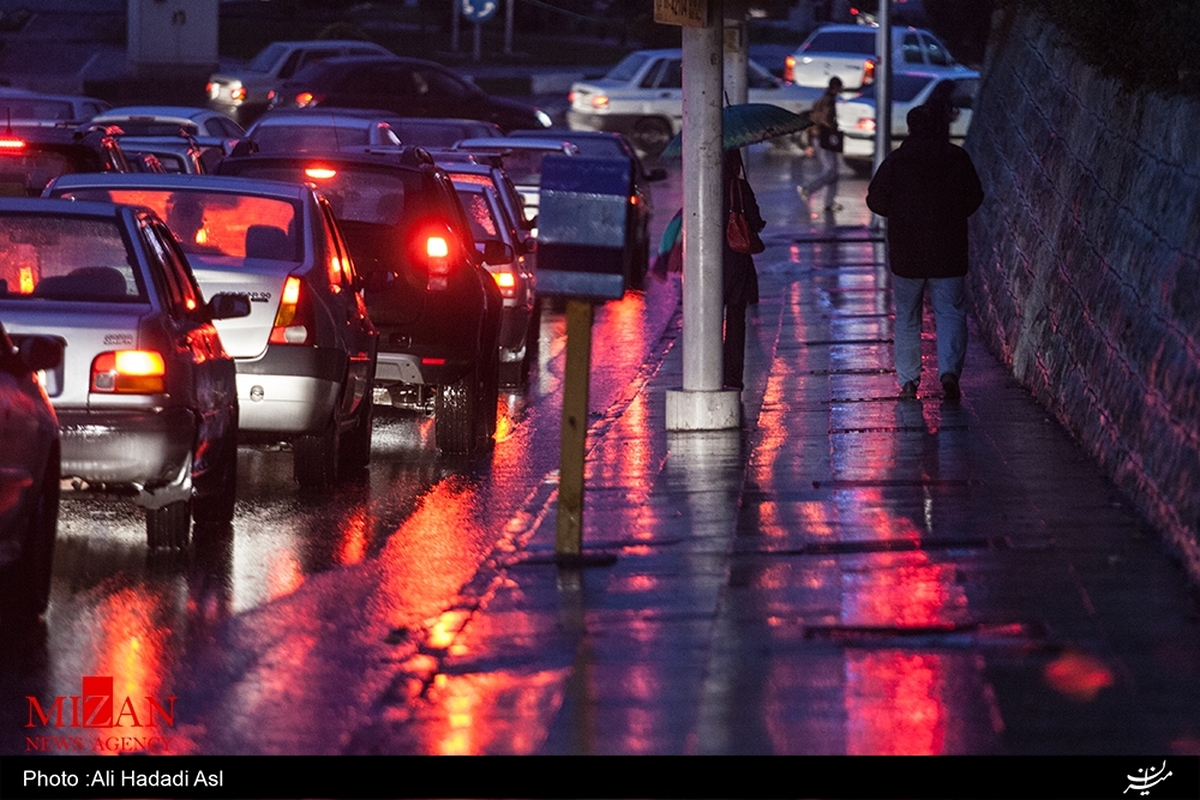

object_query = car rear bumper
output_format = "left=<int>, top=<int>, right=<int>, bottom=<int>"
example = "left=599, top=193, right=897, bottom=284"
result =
left=234, top=345, right=346, bottom=434
left=58, top=407, right=195, bottom=487
left=842, top=133, right=874, bottom=159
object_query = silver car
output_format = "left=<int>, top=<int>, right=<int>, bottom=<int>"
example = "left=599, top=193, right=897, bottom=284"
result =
left=0, top=198, right=249, bottom=550
left=46, top=174, right=380, bottom=489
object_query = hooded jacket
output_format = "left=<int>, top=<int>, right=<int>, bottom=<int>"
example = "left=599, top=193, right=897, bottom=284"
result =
left=866, top=131, right=984, bottom=279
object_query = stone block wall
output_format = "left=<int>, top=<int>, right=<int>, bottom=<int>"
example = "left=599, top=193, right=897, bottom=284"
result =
left=964, top=9, right=1200, bottom=582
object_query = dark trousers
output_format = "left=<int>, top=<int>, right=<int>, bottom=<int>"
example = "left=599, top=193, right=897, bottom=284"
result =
left=723, top=300, right=747, bottom=389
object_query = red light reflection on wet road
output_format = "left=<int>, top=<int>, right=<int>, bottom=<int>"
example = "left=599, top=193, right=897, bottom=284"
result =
left=846, top=650, right=947, bottom=754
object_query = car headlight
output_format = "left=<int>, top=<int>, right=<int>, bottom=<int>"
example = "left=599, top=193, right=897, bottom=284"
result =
left=536, top=109, right=553, bottom=128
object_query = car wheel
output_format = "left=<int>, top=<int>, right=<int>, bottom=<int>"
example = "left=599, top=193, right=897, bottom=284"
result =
left=0, top=449, right=60, bottom=623
left=338, top=381, right=375, bottom=473
left=147, top=500, right=191, bottom=550
left=192, top=428, right=237, bottom=527
left=631, top=117, right=673, bottom=158
left=294, top=419, right=340, bottom=489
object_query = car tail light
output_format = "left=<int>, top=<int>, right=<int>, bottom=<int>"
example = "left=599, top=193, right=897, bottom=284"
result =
left=567, top=91, right=577, bottom=104
left=304, top=166, right=337, bottom=180
left=856, top=117, right=876, bottom=133
left=0, top=136, right=26, bottom=151
left=270, top=276, right=314, bottom=345
left=91, top=350, right=166, bottom=394
left=231, top=86, right=247, bottom=102
left=590, top=95, right=609, bottom=109
left=783, top=55, right=796, bottom=83
left=426, top=234, right=452, bottom=291
left=491, top=268, right=516, bottom=298
left=295, top=92, right=321, bottom=108
left=862, top=59, right=876, bottom=87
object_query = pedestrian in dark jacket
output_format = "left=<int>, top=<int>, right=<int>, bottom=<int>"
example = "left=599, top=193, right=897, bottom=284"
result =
left=866, top=104, right=984, bottom=401
left=722, top=148, right=763, bottom=390
left=798, top=76, right=844, bottom=212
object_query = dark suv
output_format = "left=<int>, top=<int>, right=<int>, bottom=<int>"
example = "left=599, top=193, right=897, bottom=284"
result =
left=266, top=55, right=553, bottom=133
left=0, top=125, right=132, bottom=196
left=217, top=148, right=503, bottom=454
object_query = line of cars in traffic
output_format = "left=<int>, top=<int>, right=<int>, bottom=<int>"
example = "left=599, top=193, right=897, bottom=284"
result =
left=0, top=72, right=664, bottom=626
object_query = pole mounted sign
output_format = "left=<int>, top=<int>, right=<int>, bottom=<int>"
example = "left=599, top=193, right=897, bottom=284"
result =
left=654, top=0, right=707, bottom=27
left=461, top=0, right=497, bottom=23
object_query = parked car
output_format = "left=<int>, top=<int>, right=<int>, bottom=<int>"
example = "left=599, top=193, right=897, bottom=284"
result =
left=450, top=137, right=578, bottom=232
left=0, top=321, right=62, bottom=623
left=836, top=70, right=979, bottom=175
left=567, top=49, right=823, bottom=157
left=45, top=173, right=380, bottom=488
left=0, top=88, right=111, bottom=126
left=244, top=109, right=402, bottom=153
left=216, top=148, right=504, bottom=455
left=0, top=198, right=250, bottom=549
left=450, top=177, right=536, bottom=386
left=509, top=128, right=665, bottom=287
left=267, top=55, right=554, bottom=133
left=0, top=125, right=134, bottom=196
left=207, top=39, right=397, bottom=125
left=92, top=105, right=245, bottom=140
left=783, top=24, right=970, bottom=90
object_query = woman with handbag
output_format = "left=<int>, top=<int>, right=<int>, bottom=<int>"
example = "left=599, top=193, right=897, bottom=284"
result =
left=722, top=147, right=765, bottom=391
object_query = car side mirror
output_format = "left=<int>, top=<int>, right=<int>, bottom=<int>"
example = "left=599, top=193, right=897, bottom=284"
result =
left=646, top=167, right=667, bottom=182
left=482, top=239, right=514, bottom=265
left=19, top=336, right=63, bottom=373
left=207, top=292, right=252, bottom=320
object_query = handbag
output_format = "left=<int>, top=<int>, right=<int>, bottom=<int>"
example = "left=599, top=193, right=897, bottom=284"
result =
left=727, top=175, right=764, bottom=255
left=819, top=127, right=844, bottom=153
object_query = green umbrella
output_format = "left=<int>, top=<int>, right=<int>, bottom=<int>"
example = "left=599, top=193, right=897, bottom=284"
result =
left=660, top=103, right=811, bottom=159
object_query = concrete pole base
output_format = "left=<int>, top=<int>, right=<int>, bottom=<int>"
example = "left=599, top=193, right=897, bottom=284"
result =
left=665, top=388, right=741, bottom=431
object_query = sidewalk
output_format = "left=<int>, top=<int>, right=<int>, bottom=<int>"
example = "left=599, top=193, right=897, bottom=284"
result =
left=352, top=188, right=1200, bottom=755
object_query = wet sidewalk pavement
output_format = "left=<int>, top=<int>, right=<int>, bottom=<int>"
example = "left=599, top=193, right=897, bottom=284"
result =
left=352, top=203, right=1200, bottom=757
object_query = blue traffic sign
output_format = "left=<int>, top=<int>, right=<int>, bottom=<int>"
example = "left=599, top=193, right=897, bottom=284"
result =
left=461, top=0, right=497, bottom=22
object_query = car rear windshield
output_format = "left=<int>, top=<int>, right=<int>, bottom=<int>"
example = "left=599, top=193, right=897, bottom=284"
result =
left=0, top=148, right=90, bottom=196
left=802, top=31, right=875, bottom=54
left=251, top=124, right=375, bottom=152
left=467, top=148, right=556, bottom=186
left=58, top=187, right=303, bottom=263
left=0, top=214, right=144, bottom=301
left=105, top=121, right=200, bottom=137
left=0, top=98, right=75, bottom=122
left=249, top=43, right=290, bottom=73
left=225, top=163, right=425, bottom=226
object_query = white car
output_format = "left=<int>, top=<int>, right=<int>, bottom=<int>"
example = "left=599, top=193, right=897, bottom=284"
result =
left=244, top=109, right=402, bottom=153
left=783, top=24, right=971, bottom=91
left=206, top=39, right=395, bottom=125
left=567, top=48, right=823, bottom=157
left=836, top=70, right=979, bottom=175
left=91, top=105, right=246, bottom=139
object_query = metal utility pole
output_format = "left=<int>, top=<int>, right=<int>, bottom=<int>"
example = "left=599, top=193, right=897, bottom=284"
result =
left=872, top=0, right=893, bottom=175
left=665, top=0, right=740, bottom=431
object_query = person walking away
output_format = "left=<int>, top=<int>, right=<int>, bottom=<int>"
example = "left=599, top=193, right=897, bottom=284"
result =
left=722, top=148, right=764, bottom=390
left=799, top=76, right=844, bottom=212
left=866, top=104, right=984, bottom=401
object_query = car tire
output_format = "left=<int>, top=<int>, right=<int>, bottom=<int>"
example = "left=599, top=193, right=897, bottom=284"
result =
left=294, top=419, right=340, bottom=489
left=435, top=364, right=480, bottom=455
left=147, top=500, right=191, bottom=550
left=192, top=427, right=237, bottom=527
left=0, top=448, right=60, bottom=623
left=631, top=117, right=673, bottom=158
left=338, top=381, right=374, bottom=473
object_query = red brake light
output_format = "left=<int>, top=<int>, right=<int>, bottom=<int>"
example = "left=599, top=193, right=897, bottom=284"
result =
left=295, top=92, right=317, bottom=108
left=270, top=276, right=313, bottom=344
left=784, top=55, right=796, bottom=83
left=91, top=350, right=166, bottom=393
left=862, top=59, right=876, bottom=86
left=231, top=86, right=247, bottom=102
left=0, top=137, right=26, bottom=151
left=856, top=117, right=876, bottom=133
left=305, top=166, right=337, bottom=180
